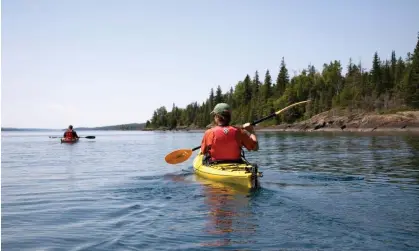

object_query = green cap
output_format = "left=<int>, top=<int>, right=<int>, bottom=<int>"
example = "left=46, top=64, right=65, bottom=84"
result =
left=211, top=103, right=231, bottom=116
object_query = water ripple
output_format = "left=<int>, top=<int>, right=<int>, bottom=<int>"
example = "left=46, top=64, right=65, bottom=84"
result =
left=2, top=131, right=419, bottom=250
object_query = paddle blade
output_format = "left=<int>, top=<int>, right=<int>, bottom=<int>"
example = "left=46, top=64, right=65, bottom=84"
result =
left=84, top=136, right=96, bottom=139
left=165, top=149, right=193, bottom=165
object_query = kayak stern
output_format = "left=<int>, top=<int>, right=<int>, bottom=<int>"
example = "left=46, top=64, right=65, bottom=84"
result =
left=192, top=153, right=261, bottom=189
left=60, top=138, right=79, bottom=144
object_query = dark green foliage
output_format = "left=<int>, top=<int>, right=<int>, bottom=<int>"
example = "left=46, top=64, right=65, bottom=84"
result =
left=275, top=57, right=289, bottom=98
left=261, top=70, right=273, bottom=102
left=215, top=85, right=223, bottom=104
left=371, top=52, right=382, bottom=96
left=404, top=32, right=419, bottom=108
left=146, top=34, right=419, bottom=128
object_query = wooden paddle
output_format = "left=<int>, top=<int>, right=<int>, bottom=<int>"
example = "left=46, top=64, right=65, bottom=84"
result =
left=164, top=100, right=311, bottom=165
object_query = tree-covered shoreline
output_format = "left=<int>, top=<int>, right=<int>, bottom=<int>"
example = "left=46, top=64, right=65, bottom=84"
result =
left=146, top=34, right=419, bottom=131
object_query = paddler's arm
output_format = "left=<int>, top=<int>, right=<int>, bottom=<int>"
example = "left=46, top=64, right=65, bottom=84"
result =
left=240, top=123, right=259, bottom=151
left=200, top=129, right=213, bottom=154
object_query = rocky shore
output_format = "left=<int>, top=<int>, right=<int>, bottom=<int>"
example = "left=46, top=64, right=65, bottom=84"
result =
left=260, top=110, right=419, bottom=132
left=143, top=110, right=419, bottom=133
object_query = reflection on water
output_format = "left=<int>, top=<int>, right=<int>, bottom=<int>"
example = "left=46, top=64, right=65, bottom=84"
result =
left=404, top=136, right=419, bottom=177
left=252, top=132, right=419, bottom=186
left=193, top=176, right=259, bottom=248
left=163, top=172, right=260, bottom=248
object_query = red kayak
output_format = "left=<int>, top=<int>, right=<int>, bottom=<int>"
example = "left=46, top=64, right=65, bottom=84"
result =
left=60, top=138, right=79, bottom=144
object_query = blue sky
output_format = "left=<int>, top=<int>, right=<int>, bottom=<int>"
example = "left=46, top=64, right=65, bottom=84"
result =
left=2, top=0, right=419, bottom=128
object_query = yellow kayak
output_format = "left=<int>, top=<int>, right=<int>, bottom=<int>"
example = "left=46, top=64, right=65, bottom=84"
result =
left=192, top=152, right=262, bottom=189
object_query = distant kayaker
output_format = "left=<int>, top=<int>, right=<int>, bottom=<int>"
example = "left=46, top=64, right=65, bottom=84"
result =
left=200, top=103, right=259, bottom=163
left=63, top=125, right=79, bottom=139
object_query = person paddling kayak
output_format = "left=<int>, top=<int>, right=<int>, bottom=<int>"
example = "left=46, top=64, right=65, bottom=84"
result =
left=63, top=125, right=79, bottom=139
left=200, top=103, right=259, bottom=163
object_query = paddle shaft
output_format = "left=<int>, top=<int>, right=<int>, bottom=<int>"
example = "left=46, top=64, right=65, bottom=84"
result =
left=49, top=136, right=95, bottom=139
left=251, top=113, right=277, bottom=126
left=164, top=100, right=311, bottom=164
left=251, top=100, right=311, bottom=125
left=190, top=100, right=311, bottom=152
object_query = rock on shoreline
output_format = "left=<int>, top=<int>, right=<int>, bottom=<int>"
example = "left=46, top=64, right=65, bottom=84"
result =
left=261, top=110, right=419, bottom=132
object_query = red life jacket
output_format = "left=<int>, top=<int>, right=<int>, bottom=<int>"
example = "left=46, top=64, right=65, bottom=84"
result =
left=208, top=126, right=241, bottom=161
left=64, top=129, right=73, bottom=139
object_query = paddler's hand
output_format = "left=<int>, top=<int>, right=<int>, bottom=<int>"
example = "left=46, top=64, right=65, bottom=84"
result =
left=242, top=122, right=255, bottom=134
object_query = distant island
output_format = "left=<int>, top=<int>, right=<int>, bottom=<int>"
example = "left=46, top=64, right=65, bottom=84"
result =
left=1, top=123, right=146, bottom=132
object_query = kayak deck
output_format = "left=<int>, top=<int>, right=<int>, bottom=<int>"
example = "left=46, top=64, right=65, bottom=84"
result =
left=192, top=153, right=262, bottom=189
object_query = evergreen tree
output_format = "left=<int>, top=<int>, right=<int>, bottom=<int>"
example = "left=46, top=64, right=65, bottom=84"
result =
left=146, top=33, right=419, bottom=128
left=243, top=75, right=253, bottom=104
left=371, top=52, right=383, bottom=96
left=391, top=50, right=397, bottom=85
left=215, top=85, right=223, bottom=104
left=227, top=87, right=234, bottom=106
left=252, top=71, right=261, bottom=96
left=403, top=32, right=419, bottom=108
left=261, top=69, right=273, bottom=101
left=170, top=103, right=177, bottom=129
left=275, top=57, right=289, bottom=97
left=209, top=88, right=215, bottom=109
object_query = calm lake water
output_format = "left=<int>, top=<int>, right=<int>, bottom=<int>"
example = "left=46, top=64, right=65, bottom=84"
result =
left=2, top=130, right=419, bottom=250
